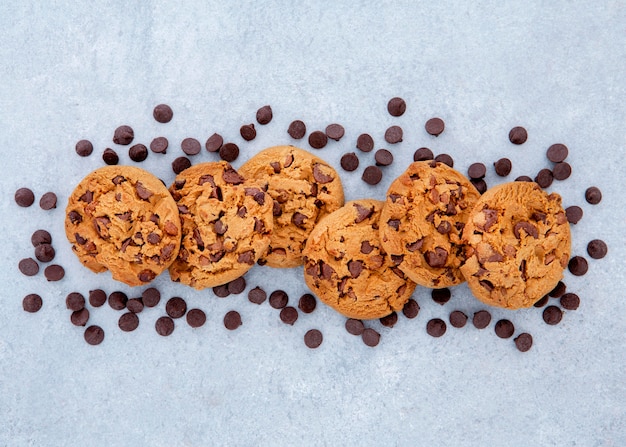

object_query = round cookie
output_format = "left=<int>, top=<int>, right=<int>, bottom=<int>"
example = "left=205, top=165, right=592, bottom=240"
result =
left=65, top=166, right=181, bottom=287
left=239, top=145, right=344, bottom=268
left=379, top=161, right=481, bottom=288
left=168, top=161, right=273, bottom=289
left=460, top=181, right=571, bottom=309
left=303, top=199, right=416, bottom=319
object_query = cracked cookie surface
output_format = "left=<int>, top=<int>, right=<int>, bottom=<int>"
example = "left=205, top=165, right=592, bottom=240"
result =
left=65, top=166, right=181, bottom=287
left=303, top=199, right=416, bottom=319
left=460, top=181, right=571, bottom=309
left=239, top=145, right=344, bottom=268
left=168, top=161, right=274, bottom=289
left=379, top=161, right=480, bottom=288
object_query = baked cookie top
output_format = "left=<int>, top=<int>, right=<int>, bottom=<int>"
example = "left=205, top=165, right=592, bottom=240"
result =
left=239, top=145, right=344, bottom=268
left=167, top=161, right=273, bottom=289
left=65, top=165, right=181, bottom=287
left=302, top=199, right=416, bottom=320
left=460, top=181, right=571, bottom=309
left=379, top=161, right=480, bottom=288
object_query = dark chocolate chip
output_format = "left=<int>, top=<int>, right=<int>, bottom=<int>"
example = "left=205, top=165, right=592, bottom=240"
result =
left=35, top=244, right=55, bottom=262
left=375, top=149, right=393, bottom=166
left=118, top=312, right=139, bottom=332
left=468, top=163, right=486, bottom=179
left=75, top=139, right=93, bottom=157
left=89, top=289, right=107, bottom=307
left=205, top=133, right=223, bottom=152
left=325, top=123, right=345, bottom=141
left=308, top=131, right=328, bottom=149
left=138, top=269, right=156, bottom=283
left=425, top=247, right=448, bottom=268
left=470, top=178, right=487, bottom=194
left=535, top=168, right=554, bottom=188
left=362, top=166, right=382, bottom=185
left=552, top=162, right=571, bottom=180
left=240, top=124, right=257, bottom=141
left=219, top=143, right=239, bottom=162
left=23, top=294, right=43, bottom=313
left=514, top=333, right=533, bottom=352
left=39, top=192, right=57, bottom=210
left=113, top=125, right=134, bottom=145
left=413, top=147, right=434, bottom=161
left=31, top=230, right=52, bottom=247
left=449, top=310, right=468, bottom=328
left=166, top=297, right=187, bottom=319
left=269, top=290, right=288, bottom=309
left=248, top=286, right=267, bottom=305
left=227, top=277, right=247, bottom=295
left=360, top=240, right=374, bottom=254
left=494, top=158, right=512, bottom=177
left=288, top=120, right=306, bottom=139
left=129, top=144, right=148, bottom=162
left=425, top=118, right=445, bottom=136
left=534, top=295, right=549, bottom=308
left=587, top=239, right=607, bottom=259
left=224, top=311, right=242, bottom=330
left=387, top=97, right=406, bottom=116
left=84, top=325, right=105, bottom=345
left=126, top=298, right=144, bottom=314
left=568, top=256, right=589, bottom=276
left=585, top=186, right=602, bottom=204
left=434, top=154, right=454, bottom=167
left=494, top=319, right=515, bottom=338
left=547, top=143, right=568, bottom=162
left=402, top=299, right=420, bottom=319
left=213, top=284, right=230, bottom=298
left=431, top=288, right=451, bottom=305
left=565, top=206, right=583, bottom=224
left=44, top=264, right=64, bottom=281
left=298, top=293, right=316, bottom=313
left=543, top=305, right=563, bottom=325
left=142, top=287, right=161, bottom=307
left=15, top=188, right=35, bottom=207
left=380, top=312, right=398, bottom=328
left=256, top=105, right=273, bottom=125
left=548, top=281, right=567, bottom=298
left=472, top=310, right=491, bottom=329
left=108, top=291, right=128, bottom=310
left=181, top=138, right=201, bottom=155
left=280, top=306, right=299, bottom=325
left=356, top=133, right=374, bottom=152
left=186, top=309, right=207, bottom=328
left=426, top=318, right=447, bottom=337
left=172, top=156, right=191, bottom=174
left=361, top=328, right=380, bottom=347
left=384, top=125, right=403, bottom=144
left=304, top=329, right=323, bottom=348
left=508, top=126, right=527, bottom=144
left=66, top=292, right=85, bottom=311
left=560, top=293, right=580, bottom=310
left=155, top=316, right=175, bottom=336
left=515, top=175, right=533, bottom=182
left=153, top=104, right=173, bottom=123
left=102, top=148, right=119, bottom=165
left=340, top=152, right=359, bottom=172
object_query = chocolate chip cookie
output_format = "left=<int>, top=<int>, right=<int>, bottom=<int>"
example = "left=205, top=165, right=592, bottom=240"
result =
left=168, top=161, right=273, bottom=289
left=65, top=166, right=181, bottom=286
left=239, top=145, right=344, bottom=268
left=460, top=182, right=571, bottom=309
left=303, top=199, right=416, bottom=319
left=379, top=161, right=481, bottom=288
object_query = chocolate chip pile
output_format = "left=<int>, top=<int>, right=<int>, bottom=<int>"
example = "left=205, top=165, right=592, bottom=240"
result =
left=15, top=98, right=608, bottom=352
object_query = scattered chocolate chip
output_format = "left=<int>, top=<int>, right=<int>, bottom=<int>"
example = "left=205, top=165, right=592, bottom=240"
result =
left=585, top=186, right=602, bottom=204
left=44, top=264, right=64, bottom=281
left=494, top=158, right=512, bottom=177
left=356, top=133, right=374, bottom=152
left=39, top=192, right=57, bottom=210
left=89, top=289, right=107, bottom=307
left=128, top=144, right=148, bottom=162
left=113, top=125, right=134, bottom=145
left=449, top=310, right=468, bottom=328
left=494, top=319, right=515, bottom=338
left=546, top=143, right=568, bottom=163
left=31, top=230, right=52, bottom=247
left=304, top=329, right=323, bottom=348
left=413, top=147, right=434, bottom=161
left=256, top=105, right=273, bottom=124
left=118, top=312, right=139, bottom=332
left=387, top=97, right=406, bottom=116
left=280, top=306, right=299, bottom=325
left=108, top=291, right=128, bottom=310
left=75, top=139, right=94, bottom=157
left=219, top=143, right=239, bottom=162
left=362, top=166, right=382, bottom=185
left=153, top=104, right=173, bottom=123
left=535, top=168, right=554, bottom=188
left=361, top=328, right=380, bottom=347
left=384, top=125, right=403, bottom=144
left=227, top=277, right=247, bottom=295
left=15, top=188, right=35, bottom=207
left=269, top=290, right=288, bottom=309
left=155, top=316, right=175, bottom=336
left=166, top=297, right=187, bottom=319
left=515, top=175, right=533, bottom=182
left=472, top=310, right=491, bottom=329
left=224, top=310, right=242, bottom=330
left=247, top=286, right=267, bottom=305
left=514, top=333, right=533, bottom=352
left=534, top=295, right=549, bottom=308
left=240, top=124, right=257, bottom=141
left=181, top=138, right=201, bottom=155
left=102, top=148, right=119, bottom=165
left=142, top=287, right=161, bottom=307
left=186, top=309, right=206, bottom=328
left=425, top=118, right=445, bottom=136
left=543, top=305, right=563, bottom=325
left=340, top=152, right=359, bottom=171
left=548, top=281, right=567, bottom=298
left=587, top=239, right=607, bottom=259
left=565, top=206, right=583, bottom=224
left=126, top=298, right=144, bottom=314
left=568, top=256, right=589, bottom=276
left=71, top=309, right=90, bottom=326
left=426, top=318, right=447, bottom=337
left=84, top=325, right=105, bottom=345
left=66, top=292, right=85, bottom=311
left=23, top=294, right=43, bottom=313
left=205, top=133, right=223, bottom=152
left=375, top=149, right=393, bottom=166
left=468, top=163, right=486, bottom=179
left=172, top=156, right=191, bottom=174
left=431, top=288, right=451, bottom=305
left=508, top=126, right=528, bottom=144
left=298, top=293, right=316, bottom=313
left=402, top=299, right=420, bottom=319
left=470, top=178, right=487, bottom=194
left=325, top=123, right=345, bottom=141
left=308, top=131, right=328, bottom=149
left=213, top=284, right=230, bottom=298
left=434, top=154, right=454, bottom=167
left=35, top=244, right=55, bottom=262
left=288, top=120, right=306, bottom=139
left=380, top=312, right=398, bottom=328
left=345, top=319, right=365, bottom=335
left=552, top=162, right=571, bottom=181
left=560, top=293, right=580, bottom=310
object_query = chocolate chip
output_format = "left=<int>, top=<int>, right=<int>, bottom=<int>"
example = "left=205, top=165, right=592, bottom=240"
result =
left=309, top=131, right=328, bottom=149
left=186, top=309, right=206, bottom=328
left=248, top=286, right=267, bottom=305
left=340, top=152, right=359, bottom=171
left=240, top=124, right=257, bottom=141
left=449, top=310, right=467, bottom=328
left=425, top=318, right=447, bottom=338
left=280, top=306, right=299, bottom=325
left=535, top=168, right=554, bottom=188
left=126, top=298, right=144, bottom=314
left=560, top=293, right=580, bottom=310
left=128, top=144, right=148, bottom=162
left=142, top=287, right=161, bottom=307
left=380, top=312, right=398, bottom=328
left=138, top=269, right=156, bottom=283
left=362, top=165, right=382, bottom=185
left=587, top=239, right=607, bottom=259
left=172, top=156, right=191, bottom=174
left=470, top=178, right=487, bottom=194
left=288, top=120, right=306, bottom=139
left=205, top=133, right=223, bottom=152
left=256, top=105, right=273, bottom=125
left=513, top=221, right=538, bottom=239
left=402, top=299, right=420, bottom=319
left=15, top=188, right=35, bottom=207
left=113, top=125, right=134, bottom=145
left=472, top=310, right=491, bottom=329
left=546, top=143, right=568, bottom=163
left=23, top=294, right=43, bottom=313
left=425, top=118, right=445, bottom=136
left=468, top=163, right=486, bottom=179
left=425, top=247, right=448, bottom=268
left=360, top=240, right=374, bottom=254
left=356, top=133, right=374, bottom=152
left=312, top=163, right=334, bottom=184
left=387, top=97, right=406, bottom=116
left=84, top=325, right=105, bottom=345
left=413, top=147, right=434, bottom=161
left=181, top=138, right=201, bottom=155
left=548, top=281, right=567, bottom=298
left=585, top=186, right=602, bottom=204
left=508, top=126, right=528, bottom=144
left=543, top=305, right=563, bottom=325
left=35, top=244, right=55, bottom=262
left=109, top=291, right=128, bottom=310
left=31, top=229, right=52, bottom=247
left=387, top=219, right=400, bottom=231
left=534, top=295, right=549, bottom=308
left=325, top=123, right=345, bottom=141
left=375, top=149, right=393, bottom=166
left=213, top=284, right=230, bottom=298
left=75, top=139, right=93, bottom=157
left=219, top=143, right=239, bottom=162
left=568, top=256, right=588, bottom=276
left=224, top=311, right=242, bottom=330
left=292, top=212, right=307, bottom=227
left=298, top=293, right=316, bottom=313
left=39, top=192, right=57, bottom=210
left=515, top=175, right=533, bottom=182
left=89, top=289, right=107, bottom=307
left=345, top=319, right=365, bottom=335
left=155, top=316, right=175, bottom=336
left=101, top=148, right=119, bottom=165
left=269, top=290, right=288, bottom=309
left=565, top=206, right=583, bottom=224
left=361, top=328, right=380, bottom=347
left=44, top=264, right=64, bottom=281
left=494, top=158, right=512, bottom=177
left=118, top=312, right=139, bottom=332
left=431, top=288, right=451, bottom=305
left=227, top=277, right=247, bottom=295
left=304, top=329, right=323, bottom=348
left=514, top=333, right=533, bottom=352
left=153, top=104, right=173, bottom=123
left=66, top=292, right=85, bottom=311
left=552, top=162, right=571, bottom=180
left=384, top=125, right=403, bottom=144
left=166, top=297, right=187, bottom=319
left=434, top=154, right=454, bottom=167
left=494, top=319, right=515, bottom=338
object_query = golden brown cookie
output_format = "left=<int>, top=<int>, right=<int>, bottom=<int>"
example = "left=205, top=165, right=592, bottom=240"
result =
left=460, top=182, right=571, bottom=309
left=302, top=199, right=416, bottom=319
left=239, top=145, right=344, bottom=268
left=167, top=161, right=273, bottom=289
left=379, top=161, right=481, bottom=288
left=65, top=166, right=181, bottom=287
